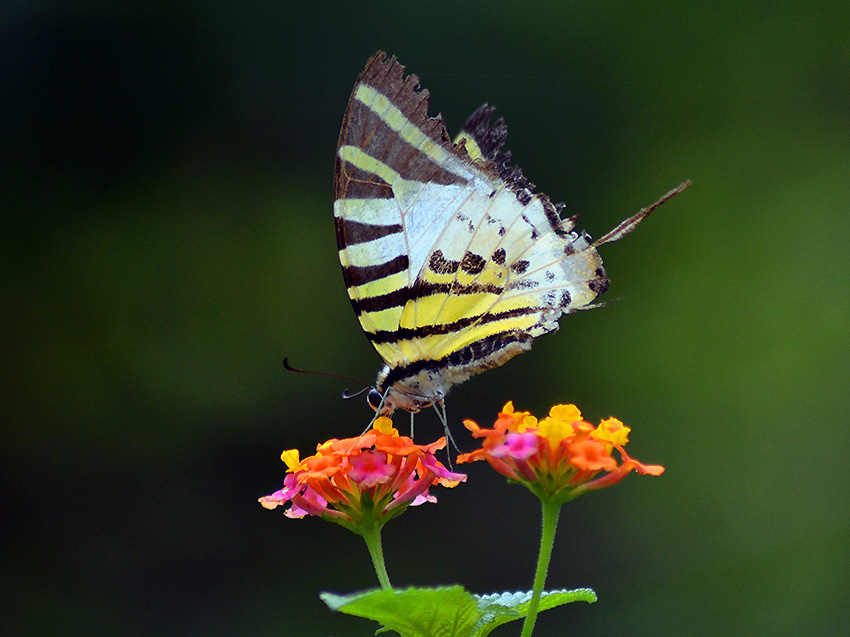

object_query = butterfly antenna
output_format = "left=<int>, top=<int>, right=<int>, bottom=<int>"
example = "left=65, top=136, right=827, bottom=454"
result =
left=341, top=387, right=370, bottom=400
left=283, top=358, right=374, bottom=404
left=593, top=180, right=692, bottom=247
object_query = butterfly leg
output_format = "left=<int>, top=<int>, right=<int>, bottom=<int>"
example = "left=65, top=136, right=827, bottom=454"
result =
left=432, top=399, right=459, bottom=469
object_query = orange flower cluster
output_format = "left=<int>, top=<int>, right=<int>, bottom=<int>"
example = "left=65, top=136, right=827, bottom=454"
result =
left=259, top=417, right=465, bottom=530
left=458, top=402, right=663, bottom=501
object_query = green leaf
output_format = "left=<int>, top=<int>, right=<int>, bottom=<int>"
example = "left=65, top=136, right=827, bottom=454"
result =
left=473, top=589, right=597, bottom=636
left=321, top=586, right=479, bottom=637
left=321, top=586, right=596, bottom=637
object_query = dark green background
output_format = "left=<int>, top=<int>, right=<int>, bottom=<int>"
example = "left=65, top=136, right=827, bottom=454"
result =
left=4, top=2, right=848, bottom=635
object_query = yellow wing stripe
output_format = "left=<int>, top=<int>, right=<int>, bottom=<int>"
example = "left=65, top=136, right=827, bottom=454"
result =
left=359, top=306, right=407, bottom=336
left=401, top=291, right=532, bottom=331
left=347, top=269, right=409, bottom=307
left=453, top=133, right=485, bottom=162
left=374, top=303, right=542, bottom=364
left=338, top=145, right=402, bottom=188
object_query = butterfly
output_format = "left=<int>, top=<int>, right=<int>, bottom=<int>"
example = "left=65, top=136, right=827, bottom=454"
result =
left=333, top=51, right=689, bottom=423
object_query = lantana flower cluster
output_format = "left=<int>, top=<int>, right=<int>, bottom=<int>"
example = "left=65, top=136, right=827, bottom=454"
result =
left=259, top=417, right=465, bottom=534
left=458, top=402, right=664, bottom=503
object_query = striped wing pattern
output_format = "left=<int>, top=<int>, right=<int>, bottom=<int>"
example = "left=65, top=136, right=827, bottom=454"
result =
left=333, top=52, right=610, bottom=414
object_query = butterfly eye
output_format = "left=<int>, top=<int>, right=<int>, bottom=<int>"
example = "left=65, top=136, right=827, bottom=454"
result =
left=366, top=388, right=384, bottom=412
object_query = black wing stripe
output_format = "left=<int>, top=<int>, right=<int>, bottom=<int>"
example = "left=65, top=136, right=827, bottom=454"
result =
left=350, top=287, right=410, bottom=315
left=338, top=165, right=395, bottom=199
left=377, top=331, right=534, bottom=391
left=342, top=254, right=409, bottom=288
left=411, top=280, right=504, bottom=298
left=336, top=217, right=403, bottom=246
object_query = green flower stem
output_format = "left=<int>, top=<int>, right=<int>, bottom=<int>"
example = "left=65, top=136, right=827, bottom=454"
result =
left=361, top=525, right=392, bottom=591
left=521, top=497, right=562, bottom=637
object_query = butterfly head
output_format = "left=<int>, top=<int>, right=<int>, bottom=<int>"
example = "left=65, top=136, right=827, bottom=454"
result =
left=366, top=387, right=388, bottom=414
left=367, top=364, right=451, bottom=417
left=367, top=384, right=431, bottom=416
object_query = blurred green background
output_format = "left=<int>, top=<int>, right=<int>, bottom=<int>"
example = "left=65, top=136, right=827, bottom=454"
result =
left=3, top=2, right=848, bottom=635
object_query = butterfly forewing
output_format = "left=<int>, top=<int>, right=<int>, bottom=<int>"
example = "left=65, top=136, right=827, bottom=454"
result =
left=333, top=52, right=652, bottom=414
